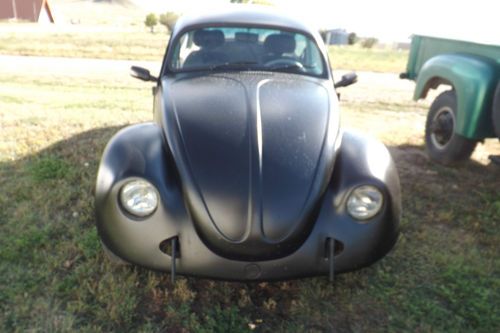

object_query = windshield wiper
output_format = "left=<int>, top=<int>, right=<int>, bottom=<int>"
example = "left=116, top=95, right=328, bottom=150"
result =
left=268, top=64, right=305, bottom=72
left=209, top=61, right=259, bottom=70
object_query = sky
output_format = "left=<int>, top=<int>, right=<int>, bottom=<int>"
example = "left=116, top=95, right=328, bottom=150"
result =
left=130, top=0, right=500, bottom=43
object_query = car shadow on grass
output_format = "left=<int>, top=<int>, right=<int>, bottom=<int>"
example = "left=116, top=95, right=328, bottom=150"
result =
left=1, top=128, right=499, bottom=332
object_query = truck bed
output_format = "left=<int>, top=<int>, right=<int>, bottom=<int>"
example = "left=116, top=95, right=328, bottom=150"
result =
left=403, top=35, right=500, bottom=80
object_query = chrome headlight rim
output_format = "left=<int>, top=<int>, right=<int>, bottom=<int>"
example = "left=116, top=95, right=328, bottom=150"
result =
left=119, top=178, right=159, bottom=218
left=346, top=185, right=384, bottom=221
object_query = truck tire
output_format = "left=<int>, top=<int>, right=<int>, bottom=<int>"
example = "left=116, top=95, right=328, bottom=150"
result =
left=493, top=82, right=500, bottom=137
left=425, top=90, right=477, bottom=165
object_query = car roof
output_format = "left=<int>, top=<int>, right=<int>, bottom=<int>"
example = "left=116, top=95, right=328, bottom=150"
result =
left=172, top=5, right=318, bottom=37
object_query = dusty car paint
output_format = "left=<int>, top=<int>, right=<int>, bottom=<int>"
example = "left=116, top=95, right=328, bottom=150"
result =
left=96, top=7, right=401, bottom=281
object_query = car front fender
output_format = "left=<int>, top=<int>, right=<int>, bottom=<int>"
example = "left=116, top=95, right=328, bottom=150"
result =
left=314, top=130, right=401, bottom=272
left=94, top=126, right=401, bottom=279
left=95, top=123, right=186, bottom=270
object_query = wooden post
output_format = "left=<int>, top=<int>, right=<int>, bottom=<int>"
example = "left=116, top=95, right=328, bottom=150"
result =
left=11, top=0, right=17, bottom=19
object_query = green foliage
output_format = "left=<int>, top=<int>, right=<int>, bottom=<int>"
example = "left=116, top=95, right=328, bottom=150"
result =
left=190, top=306, right=251, bottom=333
left=1, top=224, right=50, bottom=262
left=436, top=261, right=500, bottom=328
left=250, top=0, right=274, bottom=4
left=159, top=12, right=179, bottom=32
left=0, top=30, right=407, bottom=72
left=318, top=29, right=328, bottom=43
left=0, top=30, right=168, bottom=61
left=28, top=156, right=70, bottom=182
left=327, top=45, right=407, bottom=72
left=348, top=32, right=358, bottom=45
left=361, top=37, right=378, bottom=49
left=230, top=0, right=274, bottom=5
left=1, top=33, right=499, bottom=332
left=144, top=13, right=158, bottom=33
left=79, top=229, right=101, bottom=259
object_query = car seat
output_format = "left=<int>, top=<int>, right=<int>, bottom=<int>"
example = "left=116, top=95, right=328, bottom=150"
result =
left=184, top=30, right=228, bottom=68
left=262, top=33, right=296, bottom=64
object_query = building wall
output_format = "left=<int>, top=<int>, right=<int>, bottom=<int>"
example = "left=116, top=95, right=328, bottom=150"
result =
left=325, top=29, right=349, bottom=45
left=0, top=0, right=54, bottom=23
left=0, top=0, right=16, bottom=19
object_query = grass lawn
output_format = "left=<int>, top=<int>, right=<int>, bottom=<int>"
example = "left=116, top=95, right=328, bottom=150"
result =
left=0, top=26, right=407, bottom=73
left=0, top=29, right=168, bottom=61
left=328, top=46, right=408, bottom=73
left=0, top=57, right=499, bottom=332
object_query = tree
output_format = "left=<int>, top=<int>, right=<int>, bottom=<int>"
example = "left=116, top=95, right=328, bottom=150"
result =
left=361, top=37, right=378, bottom=49
left=159, top=12, right=179, bottom=32
left=319, top=29, right=328, bottom=43
left=145, top=13, right=158, bottom=33
left=230, top=0, right=274, bottom=5
left=348, top=32, right=358, bottom=45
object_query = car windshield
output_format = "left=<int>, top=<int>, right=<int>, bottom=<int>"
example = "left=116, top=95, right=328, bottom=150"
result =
left=168, top=26, right=326, bottom=77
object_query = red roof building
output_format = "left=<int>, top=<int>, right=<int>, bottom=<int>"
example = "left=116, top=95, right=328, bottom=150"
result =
left=0, top=0, right=55, bottom=23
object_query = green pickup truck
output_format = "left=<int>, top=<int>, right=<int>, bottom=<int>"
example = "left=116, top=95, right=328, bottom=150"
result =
left=401, top=35, right=500, bottom=164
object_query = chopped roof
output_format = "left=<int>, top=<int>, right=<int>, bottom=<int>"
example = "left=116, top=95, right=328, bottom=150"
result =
left=173, top=5, right=319, bottom=37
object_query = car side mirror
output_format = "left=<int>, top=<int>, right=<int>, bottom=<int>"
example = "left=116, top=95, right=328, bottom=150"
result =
left=130, top=66, right=157, bottom=82
left=335, top=72, right=358, bottom=88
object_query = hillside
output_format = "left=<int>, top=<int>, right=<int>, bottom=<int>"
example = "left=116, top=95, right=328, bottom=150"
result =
left=49, top=0, right=228, bottom=26
left=50, top=0, right=145, bottom=26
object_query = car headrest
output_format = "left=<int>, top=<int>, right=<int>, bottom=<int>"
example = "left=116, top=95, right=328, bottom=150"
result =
left=235, top=32, right=258, bottom=43
left=264, top=34, right=296, bottom=54
left=193, top=29, right=225, bottom=49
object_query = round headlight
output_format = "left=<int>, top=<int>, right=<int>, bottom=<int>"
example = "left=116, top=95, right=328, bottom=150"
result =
left=120, top=179, right=158, bottom=217
left=346, top=185, right=384, bottom=220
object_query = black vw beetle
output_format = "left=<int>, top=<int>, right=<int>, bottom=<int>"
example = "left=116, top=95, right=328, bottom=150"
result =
left=95, top=7, right=401, bottom=281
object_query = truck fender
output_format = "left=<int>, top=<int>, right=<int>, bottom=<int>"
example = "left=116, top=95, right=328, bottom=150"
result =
left=493, top=81, right=500, bottom=137
left=414, top=54, right=498, bottom=139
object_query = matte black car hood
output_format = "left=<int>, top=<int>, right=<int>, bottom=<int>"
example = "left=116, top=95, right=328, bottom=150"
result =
left=161, top=73, right=340, bottom=260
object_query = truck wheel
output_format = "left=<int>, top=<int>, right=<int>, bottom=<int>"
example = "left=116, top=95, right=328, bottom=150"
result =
left=101, top=241, right=130, bottom=266
left=425, top=90, right=477, bottom=164
left=493, top=82, right=500, bottom=137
